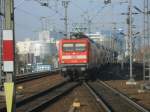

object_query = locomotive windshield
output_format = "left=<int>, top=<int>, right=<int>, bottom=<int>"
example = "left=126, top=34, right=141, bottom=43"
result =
left=63, top=43, right=86, bottom=52
left=63, top=43, right=74, bottom=51
left=75, top=43, right=86, bottom=51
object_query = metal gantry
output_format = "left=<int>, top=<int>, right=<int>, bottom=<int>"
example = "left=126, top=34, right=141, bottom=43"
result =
left=143, top=0, right=150, bottom=81
left=126, top=0, right=137, bottom=85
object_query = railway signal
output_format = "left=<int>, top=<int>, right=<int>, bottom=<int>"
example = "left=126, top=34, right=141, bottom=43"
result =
left=3, top=30, right=14, bottom=73
left=3, top=0, right=15, bottom=112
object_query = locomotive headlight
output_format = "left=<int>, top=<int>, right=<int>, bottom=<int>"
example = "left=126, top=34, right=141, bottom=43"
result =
left=81, top=67, right=86, bottom=71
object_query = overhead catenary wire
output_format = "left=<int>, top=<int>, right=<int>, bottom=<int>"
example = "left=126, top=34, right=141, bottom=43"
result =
left=34, top=0, right=64, bottom=17
left=16, top=7, right=58, bottom=29
left=15, top=22, right=40, bottom=30
left=71, top=1, right=121, bottom=34
left=14, top=0, right=27, bottom=9
left=14, top=0, right=61, bottom=25
left=70, top=1, right=106, bottom=33
left=14, top=0, right=144, bottom=41
left=33, top=0, right=76, bottom=34
left=16, top=7, right=41, bottom=21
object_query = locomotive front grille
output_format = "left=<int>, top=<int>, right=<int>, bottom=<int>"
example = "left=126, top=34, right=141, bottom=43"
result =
left=60, top=64, right=88, bottom=72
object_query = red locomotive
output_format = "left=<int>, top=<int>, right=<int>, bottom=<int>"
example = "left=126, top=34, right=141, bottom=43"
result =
left=58, top=33, right=115, bottom=80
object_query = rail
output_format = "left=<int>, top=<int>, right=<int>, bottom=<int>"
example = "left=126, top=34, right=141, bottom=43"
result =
left=0, top=69, right=60, bottom=112
left=16, top=69, right=59, bottom=84
left=98, top=80, right=149, bottom=112
left=84, top=82, right=112, bottom=112
left=16, top=79, right=79, bottom=112
left=86, top=80, right=149, bottom=112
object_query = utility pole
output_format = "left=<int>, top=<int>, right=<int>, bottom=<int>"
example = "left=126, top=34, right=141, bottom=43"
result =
left=88, top=19, right=92, bottom=34
left=40, top=17, right=49, bottom=31
left=131, top=2, right=150, bottom=83
left=126, top=0, right=136, bottom=85
left=62, top=1, right=70, bottom=37
left=143, top=0, right=150, bottom=81
left=40, top=17, right=46, bottom=31
left=147, top=0, right=149, bottom=49
left=143, top=0, right=146, bottom=81
left=4, top=0, right=14, bottom=81
left=3, top=0, right=15, bottom=111
left=86, top=14, right=92, bottom=34
left=82, top=13, right=92, bottom=34
left=0, top=0, right=1, bottom=89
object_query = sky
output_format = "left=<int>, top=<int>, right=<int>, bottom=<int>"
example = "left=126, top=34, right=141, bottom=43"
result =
left=14, top=0, right=144, bottom=41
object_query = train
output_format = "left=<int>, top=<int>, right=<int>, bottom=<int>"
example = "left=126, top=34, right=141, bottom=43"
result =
left=58, top=33, right=117, bottom=80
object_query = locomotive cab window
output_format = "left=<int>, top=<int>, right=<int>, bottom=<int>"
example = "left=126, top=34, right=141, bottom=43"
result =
left=75, top=43, right=86, bottom=51
left=63, top=43, right=74, bottom=52
left=63, top=43, right=86, bottom=52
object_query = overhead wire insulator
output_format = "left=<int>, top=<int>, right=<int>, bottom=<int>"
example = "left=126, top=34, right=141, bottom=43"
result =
left=40, top=0, right=49, bottom=7
left=104, top=0, right=111, bottom=4
left=41, top=3, right=48, bottom=6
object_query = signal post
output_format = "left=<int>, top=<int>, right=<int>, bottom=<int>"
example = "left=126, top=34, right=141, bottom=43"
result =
left=3, top=0, right=15, bottom=112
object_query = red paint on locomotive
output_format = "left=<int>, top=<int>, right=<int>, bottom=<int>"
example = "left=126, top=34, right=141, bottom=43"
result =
left=58, top=33, right=115, bottom=80
left=59, top=38, right=90, bottom=65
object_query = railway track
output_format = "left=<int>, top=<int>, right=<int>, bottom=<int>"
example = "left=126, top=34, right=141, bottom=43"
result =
left=16, top=79, right=79, bottom=112
left=43, top=83, right=107, bottom=112
left=0, top=70, right=60, bottom=112
left=1, top=79, right=149, bottom=112
left=84, top=82, right=111, bottom=112
left=16, top=70, right=58, bottom=84
left=0, top=69, right=149, bottom=112
left=86, top=80, right=149, bottom=112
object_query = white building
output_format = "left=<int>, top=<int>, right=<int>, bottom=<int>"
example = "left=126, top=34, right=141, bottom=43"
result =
left=30, top=41, right=57, bottom=57
left=16, top=30, right=57, bottom=65
left=16, top=38, right=33, bottom=55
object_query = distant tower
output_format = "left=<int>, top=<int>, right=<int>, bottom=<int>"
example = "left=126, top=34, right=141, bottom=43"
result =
left=40, top=17, right=49, bottom=31
left=39, top=17, right=50, bottom=41
left=62, top=0, right=70, bottom=37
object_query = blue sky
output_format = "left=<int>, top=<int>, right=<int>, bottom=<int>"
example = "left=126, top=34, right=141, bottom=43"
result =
left=14, top=0, right=144, bottom=41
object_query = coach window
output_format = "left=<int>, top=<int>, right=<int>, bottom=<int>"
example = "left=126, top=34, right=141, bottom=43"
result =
left=63, top=43, right=74, bottom=52
left=75, top=43, right=86, bottom=51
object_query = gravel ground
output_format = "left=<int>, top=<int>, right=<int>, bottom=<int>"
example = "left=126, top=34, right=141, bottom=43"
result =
left=105, top=80, right=150, bottom=111
left=16, top=74, right=64, bottom=100
left=0, top=74, right=64, bottom=109
left=43, top=85, right=105, bottom=112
